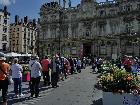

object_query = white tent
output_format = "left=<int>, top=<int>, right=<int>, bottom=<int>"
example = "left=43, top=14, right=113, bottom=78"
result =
left=6, top=52, right=21, bottom=57
left=21, top=53, right=32, bottom=57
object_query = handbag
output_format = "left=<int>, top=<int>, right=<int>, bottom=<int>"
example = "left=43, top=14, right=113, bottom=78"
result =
left=0, top=65, right=13, bottom=85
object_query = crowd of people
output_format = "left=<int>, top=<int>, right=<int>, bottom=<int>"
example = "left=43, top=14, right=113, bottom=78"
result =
left=1, top=53, right=140, bottom=105
left=91, top=55, right=140, bottom=74
left=0, top=54, right=91, bottom=105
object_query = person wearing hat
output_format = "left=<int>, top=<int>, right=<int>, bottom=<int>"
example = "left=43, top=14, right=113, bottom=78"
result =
left=29, top=56, right=42, bottom=98
left=11, top=58, right=24, bottom=97
left=0, top=57, right=10, bottom=105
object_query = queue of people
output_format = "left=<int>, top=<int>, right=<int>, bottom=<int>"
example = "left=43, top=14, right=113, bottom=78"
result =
left=0, top=54, right=90, bottom=105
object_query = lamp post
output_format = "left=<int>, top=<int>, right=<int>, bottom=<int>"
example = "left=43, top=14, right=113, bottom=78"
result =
left=58, top=10, right=62, bottom=55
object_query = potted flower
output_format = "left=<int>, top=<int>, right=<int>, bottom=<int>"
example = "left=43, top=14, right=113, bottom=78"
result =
left=22, top=65, right=30, bottom=82
left=97, top=64, right=140, bottom=105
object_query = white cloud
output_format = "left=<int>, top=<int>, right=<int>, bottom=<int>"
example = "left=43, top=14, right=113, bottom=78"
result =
left=0, top=0, right=16, bottom=5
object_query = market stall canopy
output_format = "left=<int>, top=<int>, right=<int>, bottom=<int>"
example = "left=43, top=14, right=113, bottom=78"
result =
left=21, top=53, right=32, bottom=57
left=6, top=52, right=22, bottom=57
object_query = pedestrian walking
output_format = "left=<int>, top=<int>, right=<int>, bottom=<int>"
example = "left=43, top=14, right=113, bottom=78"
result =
left=50, top=55, right=60, bottom=88
left=68, top=57, right=74, bottom=75
left=41, top=56, right=50, bottom=86
left=29, top=56, right=42, bottom=98
left=0, top=57, right=10, bottom=105
left=76, top=58, right=81, bottom=73
left=11, top=58, right=24, bottom=97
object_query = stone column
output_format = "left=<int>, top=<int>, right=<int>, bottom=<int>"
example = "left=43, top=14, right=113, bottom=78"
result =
left=47, top=25, right=51, bottom=38
left=134, top=17, right=138, bottom=32
left=106, top=20, right=111, bottom=35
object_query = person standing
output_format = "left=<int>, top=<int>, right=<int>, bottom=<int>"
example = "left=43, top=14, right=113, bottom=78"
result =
left=76, top=58, right=81, bottom=73
left=68, top=57, right=74, bottom=75
left=29, top=56, right=42, bottom=98
left=41, top=56, right=50, bottom=86
left=50, top=55, right=60, bottom=88
left=11, top=58, right=24, bottom=97
left=0, top=57, right=10, bottom=105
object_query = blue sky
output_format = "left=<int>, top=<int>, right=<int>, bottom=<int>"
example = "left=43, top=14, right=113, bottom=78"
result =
left=0, top=0, right=106, bottom=22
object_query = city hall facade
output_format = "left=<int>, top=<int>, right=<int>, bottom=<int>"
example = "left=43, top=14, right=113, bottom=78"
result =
left=39, top=0, right=140, bottom=58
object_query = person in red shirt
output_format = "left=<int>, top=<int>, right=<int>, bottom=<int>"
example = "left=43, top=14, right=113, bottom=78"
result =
left=0, top=57, right=10, bottom=105
left=41, top=56, right=50, bottom=86
left=123, top=56, right=132, bottom=72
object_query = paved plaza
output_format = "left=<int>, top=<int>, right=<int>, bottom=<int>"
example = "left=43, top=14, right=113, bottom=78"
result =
left=0, top=67, right=102, bottom=105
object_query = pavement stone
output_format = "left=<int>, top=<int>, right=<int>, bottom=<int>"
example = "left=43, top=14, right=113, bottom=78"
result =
left=0, top=66, right=102, bottom=105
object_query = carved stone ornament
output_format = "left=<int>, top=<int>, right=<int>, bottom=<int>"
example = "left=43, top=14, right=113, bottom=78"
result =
left=136, top=15, right=140, bottom=21
left=98, top=20, right=107, bottom=25
left=83, top=21, right=92, bottom=27
left=123, top=16, right=135, bottom=22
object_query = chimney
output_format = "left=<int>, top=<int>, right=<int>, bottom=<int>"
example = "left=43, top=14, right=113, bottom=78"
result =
left=38, top=18, right=40, bottom=24
left=33, top=19, right=36, bottom=27
left=4, top=6, right=7, bottom=12
left=15, top=15, right=19, bottom=24
left=21, top=19, right=23, bottom=24
left=4, top=6, right=8, bottom=17
left=24, top=16, right=28, bottom=23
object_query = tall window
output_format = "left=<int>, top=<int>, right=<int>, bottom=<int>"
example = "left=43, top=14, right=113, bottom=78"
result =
left=110, top=23, right=118, bottom=34
left=125, top=22, right=133, bottom=33
left=62, top=25, right=68, bottom=38
left=0, top=15, right=1, bottom=22
left=4, top=19, right=7, bottom=25
left=99, top=25, right=106, bottom=35
left=138, top=21, right=140, bottom=30
left=3, top=27, right=7, bottom=33
left=16, top=47, right=19, bottom=52
left=50, top=27, right=56, bottom=38
left=2, top=34, right=7, bottom=41
left=71, top=23, right=78, bottom=38
left=124, top=4, right=132, bottom=12
left=2, top=43, right=6, bottom=51
left=109, top=9, right=116, bottom=15
left=17, top=40, right=18, bottom=44
left=24, top=33, right=26, bottom=39
left=17, top=33, right=19, bottom=38
left=51, top=15, right=56, bottom=21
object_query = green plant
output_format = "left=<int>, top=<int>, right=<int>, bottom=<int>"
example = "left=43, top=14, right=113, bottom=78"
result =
left=99, top=65, right=139, bottom=94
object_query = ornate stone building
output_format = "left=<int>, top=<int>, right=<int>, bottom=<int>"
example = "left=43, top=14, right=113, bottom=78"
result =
left=0, top=6, right=10, bottom=52
left=39, top=0, right=140, bottom=58
left=9, top=16, right=38, bottom=54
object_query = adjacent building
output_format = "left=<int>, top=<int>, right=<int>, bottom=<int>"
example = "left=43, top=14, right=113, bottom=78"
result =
left=0, top=6, right=10, bottom=52
left=9, top=16, right=38, bottom=54
left=39, top=0, right=140, bottom=58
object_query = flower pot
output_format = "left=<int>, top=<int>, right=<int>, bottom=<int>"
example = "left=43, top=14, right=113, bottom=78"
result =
left=22, top=72, right=30, bottom=82
left=103, top=92, right=140, bottom=105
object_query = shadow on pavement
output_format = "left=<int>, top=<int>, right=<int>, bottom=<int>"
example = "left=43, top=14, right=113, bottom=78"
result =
left=91, top=98, right=103, bottom=105
left=0, top=81, right=53, bottom=105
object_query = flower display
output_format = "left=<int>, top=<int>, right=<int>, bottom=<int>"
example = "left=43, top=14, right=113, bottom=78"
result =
left=97, top=63, right=140, bottom=94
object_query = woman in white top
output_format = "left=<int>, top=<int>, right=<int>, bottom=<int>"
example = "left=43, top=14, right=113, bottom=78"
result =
left=11, top=58, right=23, bottom=97
left=29, top=56, right=42, bottom=98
